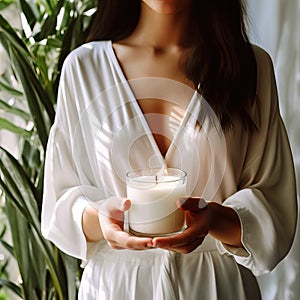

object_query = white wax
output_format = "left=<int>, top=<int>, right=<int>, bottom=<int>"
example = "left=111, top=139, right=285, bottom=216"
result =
left=127, top=175, right=186, bottom=236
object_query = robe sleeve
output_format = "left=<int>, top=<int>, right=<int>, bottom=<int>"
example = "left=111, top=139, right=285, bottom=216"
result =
left=217, top=47, right=297, bottom=276
left=41, top=53, right=104, bottom=261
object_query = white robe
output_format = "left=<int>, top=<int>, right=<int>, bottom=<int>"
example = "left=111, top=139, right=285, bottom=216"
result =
left=41, top=41, right=297, bottom=300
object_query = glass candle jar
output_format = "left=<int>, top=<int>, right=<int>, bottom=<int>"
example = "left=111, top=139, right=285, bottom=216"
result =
left=126, top=168, right=187, bottom=237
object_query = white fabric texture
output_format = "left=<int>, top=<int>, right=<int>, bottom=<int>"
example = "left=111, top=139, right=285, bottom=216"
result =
left=247, top=1, right=300, bottom=299
left=41, top=41, right=297, bottom=299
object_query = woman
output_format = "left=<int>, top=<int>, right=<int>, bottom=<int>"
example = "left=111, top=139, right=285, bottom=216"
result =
left=41, top=0, right=297, bottom=299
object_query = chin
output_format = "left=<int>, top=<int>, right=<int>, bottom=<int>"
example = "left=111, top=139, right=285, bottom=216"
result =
left=143, top=0, right=192, bottom=15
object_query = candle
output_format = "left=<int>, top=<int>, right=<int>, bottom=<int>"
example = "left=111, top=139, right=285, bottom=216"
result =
left=126, top=168, right=187, bottom=236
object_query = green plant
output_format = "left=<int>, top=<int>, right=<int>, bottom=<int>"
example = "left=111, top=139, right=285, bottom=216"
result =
left=0, top=223, right=10, bottom=300
left=0, top=0, right=96, bottom=299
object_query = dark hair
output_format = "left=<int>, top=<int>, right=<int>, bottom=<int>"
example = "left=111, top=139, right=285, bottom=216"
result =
left=87, top=0, right=257, bottom=130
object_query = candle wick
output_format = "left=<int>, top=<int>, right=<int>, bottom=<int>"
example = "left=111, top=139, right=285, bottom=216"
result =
left=155, top=175, right=158, bottom=184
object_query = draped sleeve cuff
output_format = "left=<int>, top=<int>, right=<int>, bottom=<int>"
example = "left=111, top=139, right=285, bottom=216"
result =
left=215, top=188, right=288, bottom=276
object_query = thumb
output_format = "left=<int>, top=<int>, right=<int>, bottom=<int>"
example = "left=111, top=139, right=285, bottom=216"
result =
left=119, top=197, right=131, bottom=211
left=100, top=197, right=131, bottom=214
left=99, top=197, right=131, bottom=222
left=177, top=197, right=208, bottom=212
left=108, top=197, right=131, bottom=211
left=110, top=198, right=131, bottom=221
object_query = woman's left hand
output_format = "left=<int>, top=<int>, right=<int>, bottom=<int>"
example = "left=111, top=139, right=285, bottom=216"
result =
left=152, top=197, right=212, bottom=253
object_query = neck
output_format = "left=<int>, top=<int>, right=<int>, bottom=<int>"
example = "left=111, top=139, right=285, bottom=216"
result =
left=129, top=2, right=193, bottom=49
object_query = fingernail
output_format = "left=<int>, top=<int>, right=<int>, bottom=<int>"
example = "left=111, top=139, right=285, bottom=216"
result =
left=198, top=198, right=208, bottom=209
left=121, top=198, right=129, bottom=209
left=178, top=198, right=186, bottom=206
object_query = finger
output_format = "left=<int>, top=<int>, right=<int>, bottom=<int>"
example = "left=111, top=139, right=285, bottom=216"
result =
left=106, top=224, right=153, bottom=250
left=152, top=225, right=203, bottom=248
left=177, top=197, right=208, bottom=211
left=159, top=236, right=205, bottom=254
left=106, top=240, right=124, bottom=250
left=122, top=235, right=154, bottom=250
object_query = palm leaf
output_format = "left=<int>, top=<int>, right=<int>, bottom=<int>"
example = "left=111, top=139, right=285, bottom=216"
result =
left=0, top=117, right=32, bottom=139
left=0, top=99, right=30, bottom=121
left=8, top=47, right=52, bottom=150
left=33, top=1, right=64, bottom=42
left=0, top=147, right=39, bottom=227
left=0, top=279, right=22, bottom=298
left=5, top=200, right=39, bottom=299
left=0, top=147, right=65, bottom=299
left=21, top=140, right=42, bottom=194
left=18, top=0, right=37, bottom=30
left=0, top=78, right=23, bottom=97
left=0, top=239, right=14, bottom=257
left=0, top=0, right=14, bottom=11
left=59, top=251, right=79, bottom=300
left=0, top=14, right=28, bottom=54
left=0, top=15, right=56, bottom=147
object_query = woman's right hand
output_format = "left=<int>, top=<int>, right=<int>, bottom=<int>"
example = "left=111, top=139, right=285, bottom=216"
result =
left=98, top=197, right=153, bottom=250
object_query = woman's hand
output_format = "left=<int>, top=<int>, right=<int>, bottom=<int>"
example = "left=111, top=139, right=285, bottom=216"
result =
left=152, top=197, right=212, bottom=253
left=98, top=197, right=153, bottom=250
left=152, top=197, right=243, bottom=253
